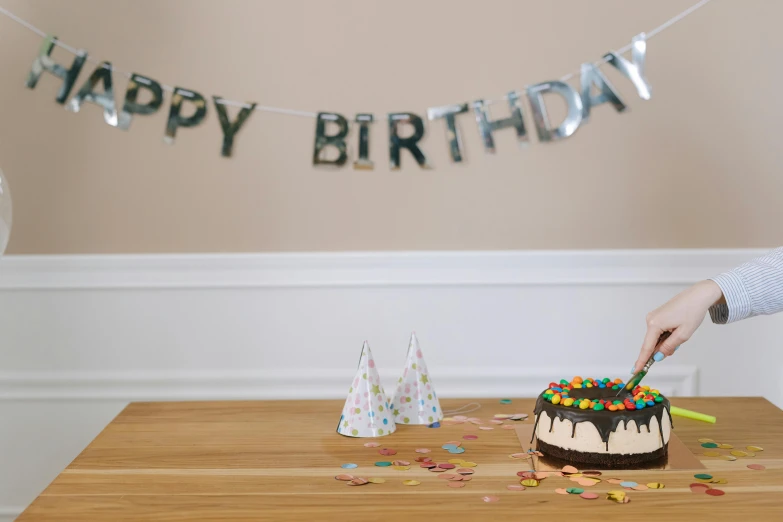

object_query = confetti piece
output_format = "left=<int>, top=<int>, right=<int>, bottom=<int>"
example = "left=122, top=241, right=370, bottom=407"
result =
left=341, top=463, right=358, bottom=469
left=705, top=488, right=725, bottom=496
left=335, top=474, right=354, bottom=481
left=747, top=464, right=766, bottom=470
left=447, top=459, right=465, bottom=464
left=463, top=435, right=478, bottom=440
left=606, top=478, right=624, bottom=484
left=375, top=461, right=392, bottom=467
left=747, top=445, right=764, bottom=452
left=448, top=482, right=466, bottom=488
left=490, top=420, right=504, bottom=425
left=453, top=415, right=468, bottom=421
left=403, top=480, right=421, bottom=486
left=555, top=488, right=568, bottom=495
left=461, top=475, right=473, bottom=482
left=364, top=442, right=380, bottom=448
left=701, top=442, right=718, bottom=448
left=647, top=482, right=665, bottom=489
left=428, top=422, right=441, bottom=428
left=502, top=425, right=516, bottom=430
left=438, top=463, right=456, bottom=469
left=420, top=463, right=437, bottom=469
left=517, top=471, right=535, bottom=479
left=507, top=485, right=526, bottom=491
left=460, top=461, right=478, bottom=467
left=415, top=448, right=431, bottom=453
left=415, top=456, right=431, bottom=463
left=578, top=478, right=598, bottom=487
left=536, top=471, right=554, bottom=480
left=620, top=481, right=637, bottom=488
left=562, top=465, right=579, bottom=474
left=710, top=478, right=728, bottom=484
left=438, top=474, right=457, bottom=480
left=690, top=483, right=709, bottom=493
left=479, top=426, right=494, bottom=430
left=429, top=467, right=446, bottom=472
left=500, top=399, right=512, bottom=404
left=481, top=495, right=500, bottom=502
left=697, top=438, right=715, bottom=443
left=392, top=465, right=411, bottom=471
left=694, top=474, right=713, bottom=480
left=448, top=447, right=466, bottom=454
left=718, top=444, right=733, bottom=449
left=703, top=451, right=721, bottom=457
left=510, top=413, right=529, bottom=421
left=730, top=450, right=748, bottom=457
left=583, top=470, right=602, bottom=477
left=509, top=453, right=530, bottom=459
left=521, top=479, right=539, bottom=487
left=566, top=487, right=584, bottom=494
left=720, top=455, right=737, bottom=461
left=580, top=492, right=599, bottom=500
left=745, top=452, right=756, bottom=457
left=347, top=478, right=369, bottom=486
left=392, top=460, right=410, bottom=466
left=607, top=491, right=631, bottom=504
left=632, top=484, right=648, bottom=491
left=378, top=448, right=397, bottom=456
left=457, top=468, right=474, bottom=475
left=367, top=477, right=385, bottom=484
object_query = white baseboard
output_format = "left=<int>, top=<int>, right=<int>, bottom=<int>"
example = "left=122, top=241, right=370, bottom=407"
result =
left=0, top=248, right=779, bottom=516
left=0, top=249, right=771, bottom=289
left=0, top=365, right=700, bottom=401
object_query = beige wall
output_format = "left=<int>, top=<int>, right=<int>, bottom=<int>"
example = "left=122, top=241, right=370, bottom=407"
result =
left=0, top=0, right=780, bottom=255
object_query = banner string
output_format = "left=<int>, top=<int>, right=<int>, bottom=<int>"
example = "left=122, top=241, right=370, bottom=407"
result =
left=0, top=0, right=713, bottom=118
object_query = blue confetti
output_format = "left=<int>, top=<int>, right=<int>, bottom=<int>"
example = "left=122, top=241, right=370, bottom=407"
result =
left=341, top=463, right=358, bottom=469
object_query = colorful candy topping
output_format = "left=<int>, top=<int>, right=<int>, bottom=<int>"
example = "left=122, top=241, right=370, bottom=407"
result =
left=541, top=377, right=666, bottom=411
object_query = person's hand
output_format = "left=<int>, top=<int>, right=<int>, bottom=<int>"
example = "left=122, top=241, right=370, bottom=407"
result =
left=633, top=280, right=725, bottom=373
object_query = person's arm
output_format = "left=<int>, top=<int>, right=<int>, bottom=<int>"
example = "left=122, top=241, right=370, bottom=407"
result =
left=707, top=247, right=783, bottom=324
left=633, top=247, right=783, bottom=373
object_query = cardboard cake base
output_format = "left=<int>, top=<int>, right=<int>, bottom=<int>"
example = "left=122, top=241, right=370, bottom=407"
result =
left=515, top=424, right=705, bottom=471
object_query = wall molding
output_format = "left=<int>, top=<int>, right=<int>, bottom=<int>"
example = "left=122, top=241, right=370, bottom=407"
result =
left=0, top=249, right=771, bottom=289
left=0, top=366, right=699, bottom=401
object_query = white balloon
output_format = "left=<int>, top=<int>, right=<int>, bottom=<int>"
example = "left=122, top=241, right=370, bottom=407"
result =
left=0, top=168, right=12, bottom=256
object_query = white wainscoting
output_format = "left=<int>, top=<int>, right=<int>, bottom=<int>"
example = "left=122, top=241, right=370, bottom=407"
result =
left=0, top=249, right=781, bottom=519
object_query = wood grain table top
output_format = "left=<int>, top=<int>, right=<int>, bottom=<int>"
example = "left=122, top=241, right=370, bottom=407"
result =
left=18, top=397, right=783, bottom=521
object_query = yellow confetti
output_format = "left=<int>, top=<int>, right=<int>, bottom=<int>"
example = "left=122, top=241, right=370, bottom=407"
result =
left=747, top=445, right=764, bottom=452
left=460, top=461, right=478, bottom=467
left=368, top=477, right=386, bottom=484
left=447, top=459, right=465, bottom=465
left=521, top=479, right=539, bottom=487
left=703, top=451, right=721, bottom=457
left=393, top=465, right=411, bottom=471
left=646, top=482, right=665, bottom=489
left=697, top=438, right=714, bottom=443
left=718, top=444, right=733, bottom=449
left=720, top=455, right=737, bottom=461
left=403, top=480, right=421, bottom=486
left=730, top=450, right=748, bottom=457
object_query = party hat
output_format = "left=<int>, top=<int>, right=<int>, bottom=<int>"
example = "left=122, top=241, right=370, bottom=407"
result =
left=392, top=332, right=443, bottom=425
left=336, top=341, right=396, bottom=438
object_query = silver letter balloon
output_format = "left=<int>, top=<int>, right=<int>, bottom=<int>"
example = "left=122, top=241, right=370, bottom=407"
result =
left=0, top=169, right=12, bottom=256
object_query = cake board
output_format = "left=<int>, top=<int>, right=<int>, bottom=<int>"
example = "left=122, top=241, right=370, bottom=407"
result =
left=515, top=424, right=705, bottom=471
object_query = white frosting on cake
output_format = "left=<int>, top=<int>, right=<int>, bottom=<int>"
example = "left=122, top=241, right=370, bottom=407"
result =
left=535, top=410, right=671, bottom=455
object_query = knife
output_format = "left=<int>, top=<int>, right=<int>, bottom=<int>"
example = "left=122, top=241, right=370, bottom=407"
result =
left=616, top=331, right=671, bottom=397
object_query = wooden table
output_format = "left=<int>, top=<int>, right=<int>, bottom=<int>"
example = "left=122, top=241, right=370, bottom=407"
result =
left=18, top=398, right=783, bottom=521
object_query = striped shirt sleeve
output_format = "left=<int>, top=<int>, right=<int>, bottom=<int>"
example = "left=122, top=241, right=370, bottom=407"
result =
left=708, top=247, right=783, bottom=324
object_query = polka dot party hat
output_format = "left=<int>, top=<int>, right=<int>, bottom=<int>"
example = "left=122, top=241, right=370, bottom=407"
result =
left=336, top=340, right=397, bottom=438
left=391, top=332, right=443, bottom=425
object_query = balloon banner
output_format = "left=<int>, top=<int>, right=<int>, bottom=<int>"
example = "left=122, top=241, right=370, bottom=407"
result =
left=0, top=1, right=712, bottom=168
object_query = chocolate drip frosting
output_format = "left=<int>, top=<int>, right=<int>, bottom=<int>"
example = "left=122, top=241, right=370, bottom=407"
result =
left=532, top=387, right=672, bottom=452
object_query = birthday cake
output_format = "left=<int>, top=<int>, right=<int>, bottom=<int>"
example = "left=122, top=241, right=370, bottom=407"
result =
left=532, top=377, right=672, bottom=466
